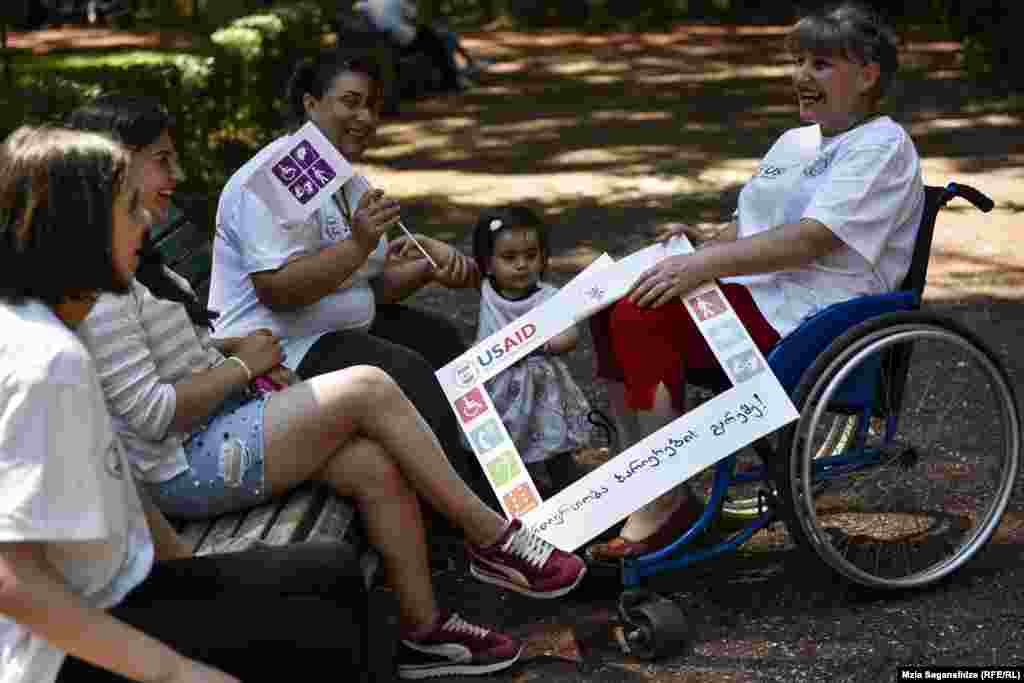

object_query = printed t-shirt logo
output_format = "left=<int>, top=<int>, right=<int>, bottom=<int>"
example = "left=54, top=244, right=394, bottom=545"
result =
left=803, top=149, right=836, bottom=177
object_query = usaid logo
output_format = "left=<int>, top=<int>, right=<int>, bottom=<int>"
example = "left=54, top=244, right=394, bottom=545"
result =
left=476, top=323, right=537, bottom=368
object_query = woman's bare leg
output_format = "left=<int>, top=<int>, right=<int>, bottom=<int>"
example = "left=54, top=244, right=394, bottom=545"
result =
left=260, top=365, right=507, bottom=549
left=317, top=436, right=438, bottom=630
left=614, top=382, right=690, bottom=540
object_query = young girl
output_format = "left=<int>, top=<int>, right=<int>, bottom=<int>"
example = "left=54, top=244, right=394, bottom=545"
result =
left=471, top=206, right=596, bottom=497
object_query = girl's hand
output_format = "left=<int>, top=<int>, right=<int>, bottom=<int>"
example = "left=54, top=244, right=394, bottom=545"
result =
left=388, top=236, right=480, bottom=289
left=232, top=329, right=285, bottom=378
left=433, top=248, right=479, bottom=289
left=351, top=189, right=402, bottom=251
left=628, top=255, right=707, bottom=308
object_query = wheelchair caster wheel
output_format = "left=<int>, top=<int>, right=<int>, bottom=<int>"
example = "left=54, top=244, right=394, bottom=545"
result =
left=617, top=588, right=690, bottom=660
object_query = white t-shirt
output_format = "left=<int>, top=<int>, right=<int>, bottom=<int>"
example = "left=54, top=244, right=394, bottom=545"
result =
left=209, top=134, right=388, bottom=369
left=725, top=116, right=925, bottom=337
left=0, top=300, right=154, bottom=683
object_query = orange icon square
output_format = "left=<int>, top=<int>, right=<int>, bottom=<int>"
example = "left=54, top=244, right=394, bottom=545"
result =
left=503, top=483, right=539, bottom=517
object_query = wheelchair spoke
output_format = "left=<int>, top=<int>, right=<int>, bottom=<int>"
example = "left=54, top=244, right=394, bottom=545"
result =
left=785, top=318, right=1020, bottom=590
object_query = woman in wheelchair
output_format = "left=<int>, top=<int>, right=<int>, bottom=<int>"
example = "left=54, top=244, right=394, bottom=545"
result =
left=587, top=1, right=927, bottom=562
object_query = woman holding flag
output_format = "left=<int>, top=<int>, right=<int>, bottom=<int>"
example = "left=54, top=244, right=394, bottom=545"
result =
left=57, top=95, right=586, bottom=678
left=207, top=52, right=496, bottom=507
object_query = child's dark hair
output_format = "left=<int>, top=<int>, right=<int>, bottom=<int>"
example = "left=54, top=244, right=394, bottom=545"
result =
left=286, top=51, right=384, bottom=127
left=472, top=206, right=549, bottom=278
left=66, top=94, right=218, bottom=329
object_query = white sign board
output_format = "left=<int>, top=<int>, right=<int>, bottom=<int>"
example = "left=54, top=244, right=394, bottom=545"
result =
left=436, top=240, right=800, bottom=551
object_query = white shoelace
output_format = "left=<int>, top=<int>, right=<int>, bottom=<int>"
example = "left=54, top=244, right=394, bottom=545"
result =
left=443, top=613, right=490, bottom=640
left=502, top=524, right=554, bottom=569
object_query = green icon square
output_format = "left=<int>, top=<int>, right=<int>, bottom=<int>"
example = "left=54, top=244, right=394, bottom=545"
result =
left=486, top=453, right=521, bottom=488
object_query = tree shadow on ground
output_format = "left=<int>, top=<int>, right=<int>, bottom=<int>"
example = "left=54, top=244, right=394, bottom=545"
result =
left=372, top=26, right=1024, bottom=186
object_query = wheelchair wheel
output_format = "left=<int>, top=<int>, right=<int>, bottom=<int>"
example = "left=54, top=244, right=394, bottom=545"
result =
left=698, top=416, right=860, bottom=521
left=617, top=589, right=690, bottom=660
left=775, top=312, right=1020, bottom=590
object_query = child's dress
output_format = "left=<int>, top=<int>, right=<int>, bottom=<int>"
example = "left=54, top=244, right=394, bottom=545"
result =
left=477, top=279, right=592, bottom=464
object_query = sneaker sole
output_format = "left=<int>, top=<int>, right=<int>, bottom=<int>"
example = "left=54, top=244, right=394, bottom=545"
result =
left=397, top=646, right=524, bottom=679
left=469, top=562, right=586, bottom=599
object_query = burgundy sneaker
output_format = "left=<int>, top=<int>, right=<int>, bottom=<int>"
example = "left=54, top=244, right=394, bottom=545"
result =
left=397, top=612, right=523, bottom=679
left=467, top=519, right=587, bottom=599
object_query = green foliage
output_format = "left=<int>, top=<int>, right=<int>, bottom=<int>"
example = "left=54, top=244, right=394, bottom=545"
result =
left=1, top=1, right=329, bottom=233
left=936, top=0, right=1022, bottom=86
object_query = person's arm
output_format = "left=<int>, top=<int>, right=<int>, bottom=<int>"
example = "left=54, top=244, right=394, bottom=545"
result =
left=79, top=293, right=283, bottom=438
left=170, top=330, right=283, bottom=433
left=379, top=234, right=480, bottom=303
left=544, top=325, right=579, bottom=355
left=138, top=488, right=192, bottom=562
left=249, top=189, right=402, bottom=311
left=0, top=542, right=236, bottom=683
left=250, top=238, right=378, bottom=311
left=207, top=337, right=244, bottom=356
left=371, top=256, right=436, bottom=304
left=630, top=218, right=841, bottom=308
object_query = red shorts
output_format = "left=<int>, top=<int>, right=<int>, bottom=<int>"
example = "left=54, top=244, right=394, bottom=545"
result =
left=590, top=283, right=781, bottom=411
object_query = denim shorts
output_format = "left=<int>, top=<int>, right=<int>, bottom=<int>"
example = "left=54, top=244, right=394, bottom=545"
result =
left=146, top=392, right=273, bottom=521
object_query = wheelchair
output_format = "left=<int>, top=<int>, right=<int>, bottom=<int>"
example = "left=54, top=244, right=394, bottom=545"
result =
left=605, top=182, right=1021, bottom=659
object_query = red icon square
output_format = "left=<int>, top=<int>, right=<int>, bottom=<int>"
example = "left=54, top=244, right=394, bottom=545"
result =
left=503, top=484, right=539, bottom=517
left=454, top=387, right=489, bottom=424
left=687, top=291, right=727, bottom=322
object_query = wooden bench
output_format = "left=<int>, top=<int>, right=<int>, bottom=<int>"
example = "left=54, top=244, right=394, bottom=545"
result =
left=149, top=196, right=399, bottom=680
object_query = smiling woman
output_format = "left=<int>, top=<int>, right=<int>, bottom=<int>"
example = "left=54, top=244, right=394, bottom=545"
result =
left=66, top=95, right=216, bottom=330
left=586, top=1, right=926, bottom=563
left=208, top=50, right=500, bottom=511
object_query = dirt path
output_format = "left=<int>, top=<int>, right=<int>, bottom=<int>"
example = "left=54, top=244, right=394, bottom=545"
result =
left=367, top=26, right=1024, bottom=300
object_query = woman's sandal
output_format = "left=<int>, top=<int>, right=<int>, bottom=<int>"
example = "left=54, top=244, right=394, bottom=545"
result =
left=585, top=495, right=707, bottom=563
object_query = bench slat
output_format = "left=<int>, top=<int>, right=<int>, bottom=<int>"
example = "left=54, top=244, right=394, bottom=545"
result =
left=235, top=502, right=280, bottom=542
left=196, top=511, right=246, bottom=555
left=262, top=486, right=325, bottom=546
left=307, top=493, right=357, bottom=542
left=178, top=520, right=212, bottom=555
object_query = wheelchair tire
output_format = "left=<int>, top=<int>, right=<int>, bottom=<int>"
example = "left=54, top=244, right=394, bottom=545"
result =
left=773, top=311, right=1020, bottom=591
left=697, top=416, right=858, bottom=523
left=617, top=589, right=690, bottom=660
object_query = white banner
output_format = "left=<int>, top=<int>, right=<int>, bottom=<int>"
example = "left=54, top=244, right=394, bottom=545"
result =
left=436, top=239, right=799, bottom=551
left=244, top=122, right=354, bottom=225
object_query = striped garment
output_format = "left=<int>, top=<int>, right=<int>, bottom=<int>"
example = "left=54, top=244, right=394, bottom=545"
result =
left=75, top=278, right=226, bottom=483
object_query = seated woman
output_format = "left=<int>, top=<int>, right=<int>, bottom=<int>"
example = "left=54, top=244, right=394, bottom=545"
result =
left=587, top=1, right=926, bottom=561
left=31, top=123, right=581, bottom=678
left=208, top=52, right=495, bottom=506
left=1, top=126, right=395, bottom=683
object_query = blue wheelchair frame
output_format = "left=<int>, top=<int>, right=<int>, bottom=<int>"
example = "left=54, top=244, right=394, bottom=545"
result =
left=621, top=182, right=995, bottom=587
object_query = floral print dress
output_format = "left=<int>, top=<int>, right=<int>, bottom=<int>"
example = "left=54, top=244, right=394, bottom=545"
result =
left=476, top=280, right=592, bottom=464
